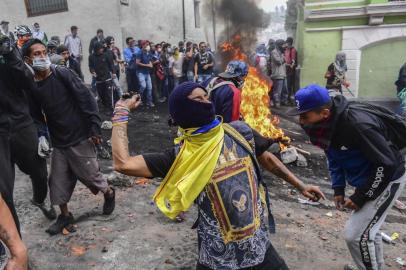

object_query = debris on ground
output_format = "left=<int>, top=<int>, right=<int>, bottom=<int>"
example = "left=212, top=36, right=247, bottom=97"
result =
left=135, top=178, right=150, bottom=186
left=71, top=246, right=86, bottom=256
left=396, top=257, right=406, bottom=267
left=391, top=232, right=399, bottom=241
left=325, top=212, right=333, bottom=218
left=281, top=147, right=298, bottom=164
left=381, top=232, right=394, bottom=244
left=296, top=153, right=308, bottom=167
left=105, top=171, right=134, bottom=187
left=394, top=200, right=406, bottom=211
left=101, top=121, right=113, bottom=130
left=96, top=144, right=111, bottom=160
left=298, top=197, right=320, bottom=206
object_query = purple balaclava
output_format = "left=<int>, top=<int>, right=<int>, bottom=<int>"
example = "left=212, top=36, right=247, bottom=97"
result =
left=169, top=82, right=215, bottom=129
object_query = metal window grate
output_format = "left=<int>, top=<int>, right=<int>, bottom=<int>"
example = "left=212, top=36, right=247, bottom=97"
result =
left=25, top=0, right=68, bottom=17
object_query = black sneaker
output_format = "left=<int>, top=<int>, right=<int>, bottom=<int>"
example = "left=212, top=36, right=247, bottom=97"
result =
left=31, top=199, right=57, bottom=220
left=46, top=213, right=74, bottom=235
left=103, top=187, right=115, bottom=215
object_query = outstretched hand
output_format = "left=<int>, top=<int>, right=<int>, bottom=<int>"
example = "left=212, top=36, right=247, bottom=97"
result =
left=116, top=94, right=142, bottom=112
left=301, top=185, right=326, bottom=202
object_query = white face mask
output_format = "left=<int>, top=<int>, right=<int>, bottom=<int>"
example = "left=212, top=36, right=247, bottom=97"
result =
left=32, top=56, right=51, bottom=71
left=145, top=45, right=151, bottom=52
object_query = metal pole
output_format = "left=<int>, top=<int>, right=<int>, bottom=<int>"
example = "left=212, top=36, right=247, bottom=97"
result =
left=211, top=0, right=217, bottom=48
left=182, top=0, right=186, bottom=41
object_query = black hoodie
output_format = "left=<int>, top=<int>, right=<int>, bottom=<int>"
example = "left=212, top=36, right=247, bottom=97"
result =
left=0, top=46, right=34, bottom=134
left=326, top=95, right=405, bottom=207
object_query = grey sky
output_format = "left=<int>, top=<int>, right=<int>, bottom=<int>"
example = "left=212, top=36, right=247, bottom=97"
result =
left=260, top=0, right=287, bottom=12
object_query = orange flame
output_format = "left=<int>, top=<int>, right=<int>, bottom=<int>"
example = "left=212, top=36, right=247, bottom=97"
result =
left=220, top=39, right=290, bottom=147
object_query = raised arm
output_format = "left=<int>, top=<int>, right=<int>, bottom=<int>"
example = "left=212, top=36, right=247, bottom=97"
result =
left=258, top=151, right=326, bottom=201
left=111, top=96, right=153, bottom=177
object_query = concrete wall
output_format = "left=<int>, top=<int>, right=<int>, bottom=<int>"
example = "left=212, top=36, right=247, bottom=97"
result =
left=299, top=30, right=342, bottom=87
left=1, top=0, right=223, bottom=82
left=298, top=0, right=406, bottom=97
left=119, top=0, right=222, bottom=48
left=359, top=38, right=406, bottom=97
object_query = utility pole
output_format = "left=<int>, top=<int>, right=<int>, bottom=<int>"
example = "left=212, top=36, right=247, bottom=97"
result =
left=211, top=0, right=217, bottom=48
left=182, top=0, right=186, bottom=41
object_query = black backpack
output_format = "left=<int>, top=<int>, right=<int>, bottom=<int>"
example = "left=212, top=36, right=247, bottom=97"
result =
left=346, top=101, right=406, bottom=149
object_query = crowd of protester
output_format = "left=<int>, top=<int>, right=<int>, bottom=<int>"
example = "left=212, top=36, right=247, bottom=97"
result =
left=1, top=20, right=406, bottom=270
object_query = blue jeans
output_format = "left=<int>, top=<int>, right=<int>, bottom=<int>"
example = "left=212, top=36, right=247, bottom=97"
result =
left=272, top=79, right=288, bottom=104
left=137, top=72, right=153, bottom=104
left=197, top=74, right=212, bottom=84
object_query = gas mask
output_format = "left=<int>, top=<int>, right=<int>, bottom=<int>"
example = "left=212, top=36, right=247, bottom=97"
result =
left=32, top=56, right=51, bottom=71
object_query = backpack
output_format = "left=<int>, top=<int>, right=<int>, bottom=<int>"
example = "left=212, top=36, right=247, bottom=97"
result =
left=205, top=77, right=235, bottom=97
left=346, top=101, right=406, bottom=149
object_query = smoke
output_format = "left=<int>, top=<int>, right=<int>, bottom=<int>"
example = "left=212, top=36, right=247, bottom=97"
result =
left=217, top=0, right=271, bottom=30
left=203, top=0, right=271, bottom=68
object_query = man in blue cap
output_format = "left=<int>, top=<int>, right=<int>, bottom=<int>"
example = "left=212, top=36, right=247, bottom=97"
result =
left=202, top=60, right=249, bottom=123
left=291, top=84, right=406, bottom=270
left=111, top=82, right=325, bottom=270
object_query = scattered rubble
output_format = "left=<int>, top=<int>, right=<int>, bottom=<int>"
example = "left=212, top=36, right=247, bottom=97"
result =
left=101, top=121, right=113, bottom=130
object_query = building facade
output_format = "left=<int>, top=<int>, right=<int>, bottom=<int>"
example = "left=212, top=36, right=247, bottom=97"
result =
left=296, top=0, right=406, bottom=98
left=1, top=0, right=223, bottom=80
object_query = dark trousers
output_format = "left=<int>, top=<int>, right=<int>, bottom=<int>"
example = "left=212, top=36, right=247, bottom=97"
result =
left=126, top=67, right=138, bottom=92
left=286, top=72, right=296, bottom=101
left=196, top=243, right=289, bottom=270
left=97, top=81, right=119, bottom=111
left=150, top=73, right=160, bottom=103
left=10, top=124, right=48, bottom=205
left=0, top=133, right=19, bottom=232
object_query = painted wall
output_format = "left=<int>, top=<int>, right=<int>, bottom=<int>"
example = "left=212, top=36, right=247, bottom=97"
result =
left=299, top=30, right=341, bottom=87
left=358, top=39, right=406, bottom=97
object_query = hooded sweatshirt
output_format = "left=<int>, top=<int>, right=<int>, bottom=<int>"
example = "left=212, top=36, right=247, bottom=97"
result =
left=323, top=95, right=405, bottom=207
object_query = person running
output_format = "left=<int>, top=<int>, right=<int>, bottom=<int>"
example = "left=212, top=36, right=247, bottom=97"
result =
left=22, top=39, right=116, bottom=235
left=202, top=60, right=248, bottom=123
left=111, top=81, right=325, bottom=270
left=325, top=52, right=350, bottom=94
left=291, top=84, right=406, bottom=270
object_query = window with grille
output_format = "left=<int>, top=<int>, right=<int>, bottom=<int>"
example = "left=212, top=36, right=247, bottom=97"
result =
left=25, top=0, right=68, bottom=17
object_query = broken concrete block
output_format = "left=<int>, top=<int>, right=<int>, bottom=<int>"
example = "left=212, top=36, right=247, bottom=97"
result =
left=281, top=147, right=298, bottom=164
left=296, top=153, right=308, bottom=167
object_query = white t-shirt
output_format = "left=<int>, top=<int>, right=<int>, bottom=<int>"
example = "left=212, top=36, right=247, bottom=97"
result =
left=169, top=53, right=184, bottom=78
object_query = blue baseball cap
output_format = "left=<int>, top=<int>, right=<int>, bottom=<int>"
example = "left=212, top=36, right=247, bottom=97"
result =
left=219, top=60, right=249, bottom=78
left=288, top=84, right=331, bottom=115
